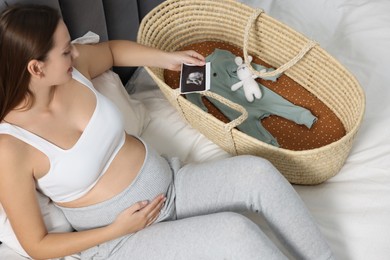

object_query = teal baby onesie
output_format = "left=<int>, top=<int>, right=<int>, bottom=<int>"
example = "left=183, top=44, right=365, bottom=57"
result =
left=186, top=49, right=317, bottom=147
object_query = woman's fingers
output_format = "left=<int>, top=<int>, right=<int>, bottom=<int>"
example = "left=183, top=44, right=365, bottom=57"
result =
left=166, top=50, right=205, bottom=71
left=145, top=196, right=166, bottom=226
left=137, top=194, right=166, bottom=224
left=113, top=194, right=167, bottom=236
left=182, top=50, right=205, bottom=66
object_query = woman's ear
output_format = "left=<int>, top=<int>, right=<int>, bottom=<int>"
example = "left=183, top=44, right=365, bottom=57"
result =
left=27, top=60, right=44, bottom=78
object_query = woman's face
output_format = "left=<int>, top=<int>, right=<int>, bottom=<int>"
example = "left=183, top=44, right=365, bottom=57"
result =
left=41, top=20, right=78, bottom=86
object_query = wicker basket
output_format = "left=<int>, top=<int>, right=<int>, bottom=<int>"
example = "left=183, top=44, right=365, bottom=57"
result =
left=137, top=0, right=365, bottom=185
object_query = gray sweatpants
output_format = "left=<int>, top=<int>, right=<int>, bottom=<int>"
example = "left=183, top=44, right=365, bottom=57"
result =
left=59, top=145, right=333, bottom=260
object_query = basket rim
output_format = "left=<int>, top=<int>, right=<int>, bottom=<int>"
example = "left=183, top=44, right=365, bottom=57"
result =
left=138, top=0, right=253, bottom=43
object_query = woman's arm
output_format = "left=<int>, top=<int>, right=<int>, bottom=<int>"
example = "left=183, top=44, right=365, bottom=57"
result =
left=0, top=137, right=165, bottom=259
left=73, top=40, right=205, bottom=79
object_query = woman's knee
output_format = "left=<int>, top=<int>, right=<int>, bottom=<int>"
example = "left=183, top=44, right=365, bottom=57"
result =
left=220, top=212, right=257, bottom=229
left=234, top=155, right=285, bottom=184
left=214, top=212, right=263, bottom=243
left=212, top=212, right=285, bottom=259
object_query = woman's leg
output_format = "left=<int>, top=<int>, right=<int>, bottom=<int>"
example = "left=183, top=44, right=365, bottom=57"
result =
left=110, top=212, right=288, bottom=260
left=174, top=155, right=333, bottom=260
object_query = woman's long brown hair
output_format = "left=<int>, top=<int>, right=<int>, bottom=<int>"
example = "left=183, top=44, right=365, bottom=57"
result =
left=0, top=4, right=60, bottom=122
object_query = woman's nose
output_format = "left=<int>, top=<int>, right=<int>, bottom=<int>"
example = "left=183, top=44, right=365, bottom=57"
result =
left=71, top=44, right=79, bottom=59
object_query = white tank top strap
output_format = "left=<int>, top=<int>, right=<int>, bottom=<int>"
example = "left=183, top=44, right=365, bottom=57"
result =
left=0, top=123, right=59, bottom=160
left=71, top=67, right=97, bottom=93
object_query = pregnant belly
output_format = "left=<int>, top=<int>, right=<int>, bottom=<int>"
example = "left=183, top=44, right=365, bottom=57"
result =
left=57, top=135, right=147, bottom=208
left=57, top=139, right=175, bottom=230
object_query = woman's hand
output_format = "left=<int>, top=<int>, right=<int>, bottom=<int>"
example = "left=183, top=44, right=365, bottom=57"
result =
left=164, top=50, right=206, bottom=71
left=111, top=194, right=166, bottom=236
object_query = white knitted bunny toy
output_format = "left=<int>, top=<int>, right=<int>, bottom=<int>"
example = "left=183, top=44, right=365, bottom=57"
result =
left=231, top=55, right=265, bottom=102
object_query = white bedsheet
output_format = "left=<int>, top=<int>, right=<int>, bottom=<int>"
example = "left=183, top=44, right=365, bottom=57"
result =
left=248, top=1, right=390, bottom=259
left=1, top=0, right=389, bottom=259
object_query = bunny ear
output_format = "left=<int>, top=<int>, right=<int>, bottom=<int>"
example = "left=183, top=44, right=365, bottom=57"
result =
left=235, top=56, right=243, bottom=66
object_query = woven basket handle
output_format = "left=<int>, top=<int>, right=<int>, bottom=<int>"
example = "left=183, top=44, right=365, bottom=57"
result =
left=201, top=91, right=248, bottom=131
left=176, top=89, right=248, bottom=131
left=243, top=9, right=317, bottom=78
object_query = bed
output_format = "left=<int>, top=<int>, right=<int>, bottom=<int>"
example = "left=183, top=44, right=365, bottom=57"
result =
left=1, top=0, right=390, bottom=259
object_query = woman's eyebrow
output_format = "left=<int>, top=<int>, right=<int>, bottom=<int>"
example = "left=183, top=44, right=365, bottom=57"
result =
left=62, top=40, right=71, bottom=50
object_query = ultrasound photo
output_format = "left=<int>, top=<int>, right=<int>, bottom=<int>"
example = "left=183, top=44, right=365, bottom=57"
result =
left=180, top=62, right=210, bottom=93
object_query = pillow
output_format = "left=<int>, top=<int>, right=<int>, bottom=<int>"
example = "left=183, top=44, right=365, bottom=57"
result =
left=92, top=70, right=151, bottom=136
left=137, top=88, right=231, bottom=164
left=0, top=192, right=74, bottom=258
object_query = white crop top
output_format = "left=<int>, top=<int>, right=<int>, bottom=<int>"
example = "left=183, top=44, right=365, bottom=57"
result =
left=0, top=68, right=126, bottom=203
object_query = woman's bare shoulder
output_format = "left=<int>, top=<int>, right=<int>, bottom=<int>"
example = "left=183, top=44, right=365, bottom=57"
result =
left=0, top=134, right=30, bottom=171
left=73, top=42, right=113, bottom=80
